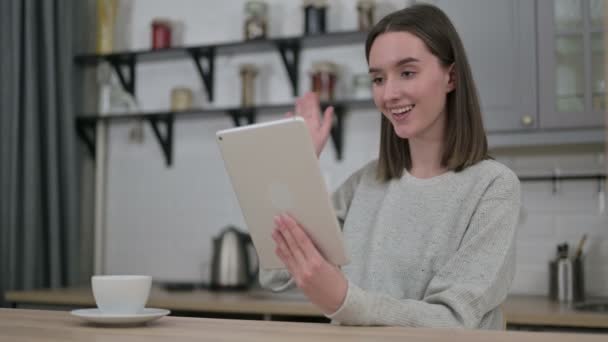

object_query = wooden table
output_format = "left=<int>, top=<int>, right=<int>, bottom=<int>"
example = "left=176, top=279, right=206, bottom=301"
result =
left=5, top=288, right=608, bottom=329
left=1, top=308, right=607, bottom=342
left=5, top=287, right=320, bottom=319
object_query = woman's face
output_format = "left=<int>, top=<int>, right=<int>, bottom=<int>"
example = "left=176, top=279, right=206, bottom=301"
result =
left=368, top=31, right=454, bottom=140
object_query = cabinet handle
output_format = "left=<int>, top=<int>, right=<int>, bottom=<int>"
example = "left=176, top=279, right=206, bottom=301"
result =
left=521, top=115, right=534, bottom=126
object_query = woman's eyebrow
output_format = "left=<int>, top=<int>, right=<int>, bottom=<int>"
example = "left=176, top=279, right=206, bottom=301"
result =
left=369, top=57, right=420, bottom=73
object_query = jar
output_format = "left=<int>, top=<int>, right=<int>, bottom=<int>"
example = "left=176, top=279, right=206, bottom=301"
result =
left=171, top=87, right=194, bottom=111
left=240, top=64, right=259, bottom=107
left=151, top=19, right=172, bottom=49
left=356, top=0, right=375, bottom=31
left=303, top=0, right=328, bottom=35
left=351, top=73, right=371, bottom=99
left=96, top=0, right=118, bottom=53
left=310, top=61, right=338, bottom=102
left=244, top=1, right=268, bottom=40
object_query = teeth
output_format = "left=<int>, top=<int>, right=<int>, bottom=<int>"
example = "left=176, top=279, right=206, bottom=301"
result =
left=390, top=105, right=414, bottom=115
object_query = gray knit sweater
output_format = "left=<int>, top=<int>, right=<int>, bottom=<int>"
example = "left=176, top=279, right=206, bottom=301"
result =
left=259, top=159, right=520, bottom=329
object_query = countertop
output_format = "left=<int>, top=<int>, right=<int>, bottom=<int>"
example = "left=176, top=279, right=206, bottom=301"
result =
left=502, top=295, right=608, bottom=328
left=5, top=288, right=608, bottom=328
left=1, top=308, right=607, bottom=342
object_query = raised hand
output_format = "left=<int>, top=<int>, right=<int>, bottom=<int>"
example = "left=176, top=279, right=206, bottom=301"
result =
left=285, top=92, right=334, bottom=158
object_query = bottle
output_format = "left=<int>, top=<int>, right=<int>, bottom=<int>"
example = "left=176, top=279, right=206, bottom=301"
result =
left=310, top=61, right=338, bottom=102
left=151, top=19, right=173, bottom=49
left=96, top=0, right=118, bottom=53
left=171, top=87, right=194, bottom=111
left=352, top=73, right=371, bottom=99
left=356, top=0, right=375, bottom=31
left=556, top=244, right=573, bottom=302
left=303, top=0, right=328, bottom=35
left=240, top=64, right=259, bottom=107
left=244, top=1, right=268, bottom=40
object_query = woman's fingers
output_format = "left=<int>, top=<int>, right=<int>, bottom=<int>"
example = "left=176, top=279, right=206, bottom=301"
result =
left=304, top=92, right=321, bottom=123
left=295, top=96, right=304, bottom=117
left=274, top=233, right=296, bottom=272
left=320, top=106, right=334, bottom=139
left=290, top=92, right=333, bottom=157
left=276, top=216, right=308, bottom=266
left=272, top=217, right=297, bottom=269
left=280, top=214, right=322, bottom=260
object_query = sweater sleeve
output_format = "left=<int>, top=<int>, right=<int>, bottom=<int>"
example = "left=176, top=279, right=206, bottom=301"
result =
left=332, top=162, right=371, bottom=228
left=327, top=171, right=521, bottom=328
left=259, top=162, right=372, bottom=292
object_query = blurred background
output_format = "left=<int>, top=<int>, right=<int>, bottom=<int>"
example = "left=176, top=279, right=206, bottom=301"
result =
left=1, top=0, right=608, bottom=332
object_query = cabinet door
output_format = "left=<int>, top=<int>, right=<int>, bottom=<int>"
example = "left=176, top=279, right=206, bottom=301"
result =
left=538, top=0, right=605, bottom=128
left=431, top=0, right=538, bottom=132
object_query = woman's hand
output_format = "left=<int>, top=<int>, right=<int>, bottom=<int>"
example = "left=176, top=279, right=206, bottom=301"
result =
left=286, top=92, right=334, bottom=158
left=272, top=213, right=347, bottom=315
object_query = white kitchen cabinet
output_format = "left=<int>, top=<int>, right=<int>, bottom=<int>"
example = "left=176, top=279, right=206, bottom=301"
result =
left=537, top=0, right=606, bottom=128
left=429, top=0, right=538, bottom=132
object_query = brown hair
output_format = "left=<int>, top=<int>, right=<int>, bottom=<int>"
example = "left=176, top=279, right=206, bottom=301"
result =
left=366, top=4, right=490, bottom=181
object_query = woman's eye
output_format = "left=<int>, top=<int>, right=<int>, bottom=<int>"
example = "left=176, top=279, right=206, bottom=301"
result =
left=401, top=71, right=416, bottom=78
left=372, top=77, right=383, bottom=85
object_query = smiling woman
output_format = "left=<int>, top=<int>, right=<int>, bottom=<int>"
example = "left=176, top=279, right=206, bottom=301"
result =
left=364, top=6, right=488, bottom=180
left=260, top=3, right=520, bottom=330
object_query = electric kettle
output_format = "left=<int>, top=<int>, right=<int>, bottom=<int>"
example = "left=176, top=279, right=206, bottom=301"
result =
left=210, top=226, right=258, bottom=290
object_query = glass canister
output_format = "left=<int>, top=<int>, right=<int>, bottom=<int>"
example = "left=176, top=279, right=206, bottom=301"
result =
left=244, top=1, right=268, bottom=40
left=96, top=0, right=118, bottom=53
left=310, top=61, right=338, bottom=102
left=171, top=87, right=194, bottom=111
left=151, top=19, right=172, bottom=49
left=352, top=73, right=371, bottom=99
left=356, top=0, right=375, bottom=31
left=303, top=0, right=328, bottom=35
left=240, top=64, right=259, bottom=107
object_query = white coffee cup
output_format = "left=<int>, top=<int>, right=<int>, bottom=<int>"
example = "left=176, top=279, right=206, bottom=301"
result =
left=91, top=275, right=152, bottom=314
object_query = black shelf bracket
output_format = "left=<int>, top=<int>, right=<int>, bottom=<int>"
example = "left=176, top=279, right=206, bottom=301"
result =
left=188, top=47, right=216, bottom=102
left=228, top=108, right=256, bottom=127
left=328, top=105, right=346, bottom=160
left=275, top=39, right=300, bottom=96
left=147, top=115, right=174, bottom=166
left=106, top=56, right=137, bottom=97
left=75, top=119, right=97, bottom=159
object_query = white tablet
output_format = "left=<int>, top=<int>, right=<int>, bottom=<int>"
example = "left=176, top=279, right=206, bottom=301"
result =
left=216, top=117, right=349, bottom=269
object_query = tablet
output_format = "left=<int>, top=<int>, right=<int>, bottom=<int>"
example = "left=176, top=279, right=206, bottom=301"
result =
left=216, top=117, right=350, bottom=269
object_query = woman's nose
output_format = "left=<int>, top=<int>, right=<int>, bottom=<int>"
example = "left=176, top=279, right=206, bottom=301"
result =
left=382, top=78, right=401, bottom=103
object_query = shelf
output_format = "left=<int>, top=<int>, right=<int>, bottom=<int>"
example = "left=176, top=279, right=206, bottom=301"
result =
left=75, top=99, right=376, bottom=166
left=74, top=31, right=370, bottom=166
left=74, top=31, right=368, bottom=99
left=519, top=174, right=605, bottom=182
left=518, top=173, right=606, bottom=194
left=75, top=31, right=367, bottom=64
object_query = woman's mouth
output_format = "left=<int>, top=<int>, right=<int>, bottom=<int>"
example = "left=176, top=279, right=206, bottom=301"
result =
left=389, top=104, right=415, bottom=120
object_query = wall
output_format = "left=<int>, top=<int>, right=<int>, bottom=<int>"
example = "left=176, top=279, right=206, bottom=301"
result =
left=494, top=146, right=608, bottom=296
left=99, top=0, right=608, bottom=297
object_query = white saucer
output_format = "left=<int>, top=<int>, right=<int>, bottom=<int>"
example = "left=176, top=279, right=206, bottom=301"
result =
left=70, top=308, right=170, bottom=325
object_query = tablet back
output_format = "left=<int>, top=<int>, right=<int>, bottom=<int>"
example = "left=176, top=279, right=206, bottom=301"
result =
left=216, top=117, right=349, bottom=269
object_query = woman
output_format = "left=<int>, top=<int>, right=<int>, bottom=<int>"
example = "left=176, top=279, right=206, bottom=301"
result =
left=261, top=4, right=520, bottom=329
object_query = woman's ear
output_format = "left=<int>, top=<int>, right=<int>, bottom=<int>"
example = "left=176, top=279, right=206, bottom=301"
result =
left=446, top=63, right=456, bottom=92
